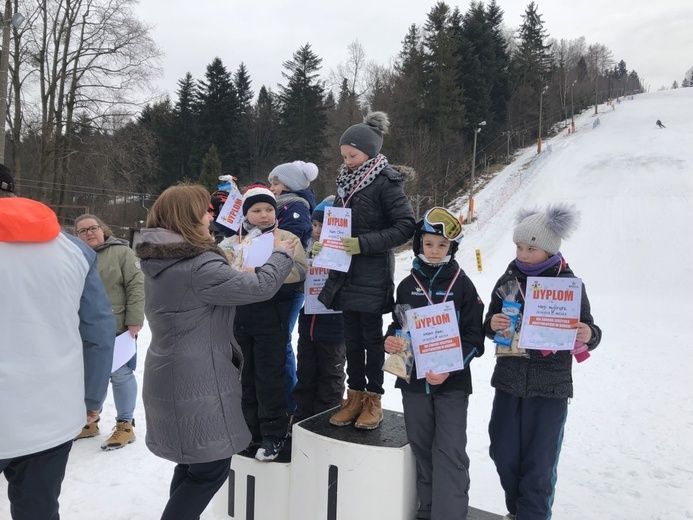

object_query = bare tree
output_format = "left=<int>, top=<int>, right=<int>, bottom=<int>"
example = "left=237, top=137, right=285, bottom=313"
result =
left=8, top=0, right=162, bottom=207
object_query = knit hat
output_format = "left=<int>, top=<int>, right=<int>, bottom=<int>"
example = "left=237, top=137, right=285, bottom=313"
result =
left=0, top=164, right=14, bottom=193
left=242, top=184, right=276, bottom=215
left=339, top=111, right=390, bottom=158
left=311, top=195, right=335, bottom=223
left=512, top=203, right=580, bottom=255
left=268, top=161, right=319, bottom=192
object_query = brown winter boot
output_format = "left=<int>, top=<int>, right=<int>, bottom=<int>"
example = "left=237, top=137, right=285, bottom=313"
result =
left=74, top=417, right=100, bottom=440
left=355, top=391, right=383, bottom=430
left=329, top=389, right=365, bottom=426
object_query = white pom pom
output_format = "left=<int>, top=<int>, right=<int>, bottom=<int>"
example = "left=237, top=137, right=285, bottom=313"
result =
left=297, top=161, right=319, bottom=182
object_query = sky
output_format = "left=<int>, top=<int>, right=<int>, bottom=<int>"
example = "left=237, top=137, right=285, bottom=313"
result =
left=2, top=87, right=691, bottom=518
left=132, top=0, right=692, bottom=102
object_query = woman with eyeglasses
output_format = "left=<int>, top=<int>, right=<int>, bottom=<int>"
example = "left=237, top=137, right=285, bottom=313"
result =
left=74, top=214, right=145, bottom=451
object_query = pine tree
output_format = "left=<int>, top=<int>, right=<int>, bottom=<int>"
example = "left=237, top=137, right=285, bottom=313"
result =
left=196, top=58, right=239, bottom=171
left=199, top=144, right=222, bottom=192
left=173, top=73, right=198, bottom=181
left=277, top=44, right=328, bottom=164
left=251, top=86, right=280, bottom=176
left=234, top=63, right=254, bottom=178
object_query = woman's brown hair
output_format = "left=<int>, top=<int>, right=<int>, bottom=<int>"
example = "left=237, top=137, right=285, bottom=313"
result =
left=146, top=184, right=214, bottom=245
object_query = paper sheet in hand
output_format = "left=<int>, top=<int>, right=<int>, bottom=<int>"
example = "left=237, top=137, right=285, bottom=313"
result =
left=518, top=276, right=582, bottom=350
left=112, top=331, right=136, bottom=372
left=405, top=302, right=463, bottom=378
left=215, top=190, right=243, bottom=231
left=304, top=260, right=341, bottom=315
left=242, top=232, right=274, bottom=268
left=312, top=207, right=352, bottom=273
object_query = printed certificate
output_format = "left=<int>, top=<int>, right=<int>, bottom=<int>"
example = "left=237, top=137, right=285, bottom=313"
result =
left=518, top=276, right=582, bottom=350
left=312, top=207, right=352, bottom=273
left=215, top=189, right=243, bottom=232
left=304, top=261, right=341, bottom=315
left=406, top=301, right=463, bottom=378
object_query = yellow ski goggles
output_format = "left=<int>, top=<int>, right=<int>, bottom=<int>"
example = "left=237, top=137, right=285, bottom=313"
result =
left=423, top=207, right=464, bottom=241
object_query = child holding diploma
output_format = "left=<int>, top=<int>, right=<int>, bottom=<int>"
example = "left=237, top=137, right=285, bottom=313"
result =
left=484, top=203, right=602, bottom=520
left=221, top=184, right=308, bottom=461
left=383, top=207, right=485, bottom=520
left=317, top=111, right=415, bottom=430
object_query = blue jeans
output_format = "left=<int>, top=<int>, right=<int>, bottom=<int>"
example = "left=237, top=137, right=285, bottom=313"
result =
left=111, top=363, right=137, bottom=423
left=285, top=291, right=304, bottom=415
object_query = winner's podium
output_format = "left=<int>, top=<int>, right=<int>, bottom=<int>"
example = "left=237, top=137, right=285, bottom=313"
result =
left=212, top=408, right=417, bottom=520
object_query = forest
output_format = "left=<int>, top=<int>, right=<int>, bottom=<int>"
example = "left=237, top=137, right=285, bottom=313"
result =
left=2, top=0, right=647, bottom=234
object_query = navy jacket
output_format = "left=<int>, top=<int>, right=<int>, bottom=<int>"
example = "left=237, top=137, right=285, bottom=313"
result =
left=276, top=189, right=316, bottom=249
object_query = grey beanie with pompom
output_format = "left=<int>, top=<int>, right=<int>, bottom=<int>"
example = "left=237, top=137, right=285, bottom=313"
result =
left=268, top=161, right=319, bottom=192
left=512, top=203, right=580, bottom=255
left=339, top=111, right=390, bottom=159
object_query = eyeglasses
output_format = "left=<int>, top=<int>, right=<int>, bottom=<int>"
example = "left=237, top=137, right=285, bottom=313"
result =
left=423, top=207, right=464, bottom=241
left=76, top=225, right=101, bottom=236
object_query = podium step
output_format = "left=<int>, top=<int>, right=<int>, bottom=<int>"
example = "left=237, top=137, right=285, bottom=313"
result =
left=468, top=507, right=505, bottom=520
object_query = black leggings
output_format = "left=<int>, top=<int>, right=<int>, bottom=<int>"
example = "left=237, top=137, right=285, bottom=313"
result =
left=160, top=457, right=231, bottom=520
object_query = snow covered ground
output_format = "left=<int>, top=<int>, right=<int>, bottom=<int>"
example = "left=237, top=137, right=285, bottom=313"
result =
left=3, top=88, right=692, bottom=519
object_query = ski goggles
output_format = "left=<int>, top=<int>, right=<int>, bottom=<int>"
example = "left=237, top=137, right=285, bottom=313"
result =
left=423, top=207, right=464, bottom=241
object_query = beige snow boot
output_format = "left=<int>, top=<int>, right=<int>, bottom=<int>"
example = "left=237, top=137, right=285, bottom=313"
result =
left=329, top=389, right=365, bottom=426
left=354, top=391, right=383, bottom=430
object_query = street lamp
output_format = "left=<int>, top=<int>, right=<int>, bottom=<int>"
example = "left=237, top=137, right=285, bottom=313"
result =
left=467, top=120, right=485, bottom=224
left=570, top=80, right=577, bottom=133
left=0, top=3, right=24, bottom=163
left=537, top=86, right=548, bottom=154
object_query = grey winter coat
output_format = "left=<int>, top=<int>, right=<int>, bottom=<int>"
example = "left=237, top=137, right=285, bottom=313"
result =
left=136, top=228, right=294, bottom=464
left=318, top=165, right=415, bottom=314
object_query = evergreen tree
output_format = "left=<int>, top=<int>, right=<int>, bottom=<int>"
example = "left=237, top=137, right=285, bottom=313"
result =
left=234, top=63, right=254, bottom=178
left=199, top=143, right=222, bottom=192
left=196, top=58, right=239, bottom=171
left=173, top=73, right=198, bottom=181
left=278, top=44, right=328, bottom=165
left=509, top=1, right=552, bottom=139
left=137, top=98, right=178, bottom=191
left=251, top=86, right=280, bottom=177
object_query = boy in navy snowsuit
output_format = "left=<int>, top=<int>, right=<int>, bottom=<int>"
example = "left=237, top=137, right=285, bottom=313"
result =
left=384, top=207, right=485, bottom=520
left=268, top=161, right=319, bottom=417
left=484, top=204, right=602, bottom=520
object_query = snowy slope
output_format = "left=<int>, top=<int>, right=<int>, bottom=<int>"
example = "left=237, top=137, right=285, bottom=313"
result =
left=2, top=89, right=692, bottom=519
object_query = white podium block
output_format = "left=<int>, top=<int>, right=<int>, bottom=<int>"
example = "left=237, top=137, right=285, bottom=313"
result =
left=288, top=408, right=417, bottom=520
left=212, top=451, right=291, bottom=520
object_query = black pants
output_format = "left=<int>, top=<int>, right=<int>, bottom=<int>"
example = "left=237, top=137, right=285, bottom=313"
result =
left=488, top=389, right=568, bottom=520
left=293, top=337, right=346, bottom=420
left=343, top=310, right=385, bottom=394
left=160, top=457, right=231, bottom=520
left=0, top=440, right=72, bottom=520
left=235, top=299, right=291, bottom=440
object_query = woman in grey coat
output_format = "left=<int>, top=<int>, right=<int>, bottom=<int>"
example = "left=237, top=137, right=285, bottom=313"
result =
left=136, top=184, right=295, bottom=520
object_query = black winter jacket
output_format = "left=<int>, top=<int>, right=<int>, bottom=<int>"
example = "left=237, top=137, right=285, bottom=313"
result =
left=318, top=165, right=415, bottom=314
left=386, top=260, right=485, bottom=395
left=483, top=258, right=602, bottom=399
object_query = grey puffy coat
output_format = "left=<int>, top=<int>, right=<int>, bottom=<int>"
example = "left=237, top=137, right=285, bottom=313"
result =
left=318, top=165, right=415, bottom=314
left=136, top=228, right=294, bottom=464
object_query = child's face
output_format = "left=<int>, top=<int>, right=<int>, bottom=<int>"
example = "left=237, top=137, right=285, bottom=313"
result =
left=269, top=177, right=288, bottom=197
left=515, top=242, right=549, bottom=265
left=246, top=202, right=276, bottom=227
left=340, top=144, right=369, bottom=171
left=312, top=220, right=322, bottom=241
left=422, top=233, right=451, bottom=264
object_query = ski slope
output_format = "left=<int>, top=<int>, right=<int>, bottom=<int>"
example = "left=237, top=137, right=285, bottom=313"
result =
left=2, top=88, right=692, bottom=519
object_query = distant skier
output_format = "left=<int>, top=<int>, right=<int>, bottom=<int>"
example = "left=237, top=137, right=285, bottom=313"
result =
left=656, top=120, right=666, bottom=128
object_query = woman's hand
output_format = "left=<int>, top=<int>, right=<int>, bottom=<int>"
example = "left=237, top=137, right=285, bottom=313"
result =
left=128, top=325, right=142, bottom=338
left=490, top=313, right=511, bottom=331
left=273, top=228, right=295, bottom=256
